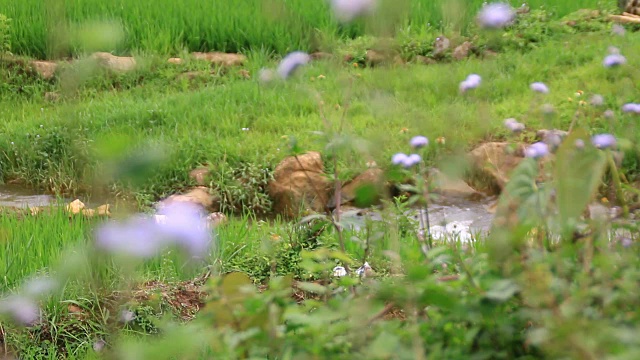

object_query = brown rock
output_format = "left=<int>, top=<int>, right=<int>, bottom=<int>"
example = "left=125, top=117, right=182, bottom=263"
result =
left=91, top=52, right=136, bottom=72
left=268, top=151, right=330, bottom=218
left=30, top=61, right=58, bottom=80
left=365, top=50, right=386, bottom=66
left=66, top=199, right=85, bottom=215
left=191, top=52, right=246, bottom=66
left=433, top=36, right=450, bottom=58
left=331, top=168, right=384, bottom=208
left=177, top=71, right=212, bottom=81
left=452, top=41, right=474, bottom=61
left=189, top=167, right=210, bottom=186
left=82, top=209, right=96, bottom=217
left=161, top=186, right=219, bottom=212
left=168, top=57, right=183, bottom=64
left=466, top=142, right=549, bottom=194
left=207, top=212, right=228, bottom=228
left=311, top=52, right=333, bottom=61
left=44, top=92, right=60, bottom=102
left=96, top=204, right=111, bottom=217
left=429, top=168, right=481, bottom=199
left=416, top=55, right=437, bottom=65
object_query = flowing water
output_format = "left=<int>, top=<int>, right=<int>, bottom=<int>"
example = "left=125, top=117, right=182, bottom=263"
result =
left=338, top=195, right=498, bottom=242
left=0, top=184, right=61, bottom=209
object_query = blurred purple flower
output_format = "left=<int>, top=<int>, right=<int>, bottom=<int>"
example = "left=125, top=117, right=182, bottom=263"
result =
left=504, top=118, right=525, bottom=133
left=95, top=218, right=164, bottom=258
left=0, top=295, right=40, bottom=326
left=392, top=153, right=408, bottom=165
left=591, top=134, right=617, bottom=149
left=258, top=68, right=275, bottom=83
left=622, top=103, right=640, bottom=114
left=589, top=94, right=604, bottom=106
left=410, top=135, right=429, bottom=148
left=477, top=2, right=516, bottom=29
left=524, top=142, right=549, bottom=159
left=402, top=154, right=422, bottom=168
left=22, top=276, right=58, bottom=298
left=603, top=54, right=626, bottom=68
left=612, top=24, right=626, bottom=36
left=620, top=237, right=633, bottom=248
left=530, top=82, right=549, bottom=94
left=608, top=46, right=620, bottom=55
left=120, top=309, right=136, bottom=323
left=277, top=51, right=311, bottom=79
left=156, top=202, right=212, bottom=258
left=93, top=339, right=106, bottom=352
left=575, top=139, right=585, bottom=149
left=459, top=74, right=482, bottom=92
left=604, top=109, right=615, bottom=118
left=330, top=0, right=377, bottom=23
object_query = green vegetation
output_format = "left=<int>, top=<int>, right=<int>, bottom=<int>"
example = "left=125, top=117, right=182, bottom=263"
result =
left=2, top=1, right=640, bottom=359
left=1, top=0, right=604, bottom=58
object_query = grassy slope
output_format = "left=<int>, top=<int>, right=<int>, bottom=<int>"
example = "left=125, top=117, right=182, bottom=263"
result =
left=1, top=29, right=640, bottom=204
left=0, top=0, right=605, bottom=58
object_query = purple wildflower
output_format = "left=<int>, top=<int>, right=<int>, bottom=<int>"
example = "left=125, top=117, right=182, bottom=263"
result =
left=120, top=310, right=136, bottom=323
left=95, top=217, right=164, bottom=258
left=459, top=74, right=482, bottom=92
left=603, top=54, right=626, bottom=68
left=608, top=46, right=621, bottom=55
left=591, top=134, right=617, bottom=149
left=620, top=237, right=633, bottom=248
left=0, top=295, right=40, bottom=326
left=612, top=24, right=626, bottom=36
left=22, top=276, right=58, bottom=298
left=156, top=202, right=212, bottom=258
left=589, top=94, right=604, bottom=106
left=277, top=52, right=311, bottom=79
left=524, top=142, right=549, bottom=159
left=402, top=154, right=422, bottom=168
left=392, top=153, right=408, bottom=165
left=477, top=2, right=516, bottom=29
left=258, top=68, right=275, bottom=83
left=604, top=109, right=615, bottom=118
left=410, top=135, right=429, bottom=148
left=93, top=339, right=106, bottom=352
left=504, top=118, right=525, bottom=133
left=530, top=82, right=549, bottom=94
left=330, top=0, right=377, bottom=23
left=622, top=103, right=640, bottom=114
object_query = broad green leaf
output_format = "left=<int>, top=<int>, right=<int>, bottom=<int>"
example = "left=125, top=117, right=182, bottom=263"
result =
left=484, top=279, right=519, bottom=302
left=555, top=128, right=607, bottom=236
left=296, top=281, right=327, bottom=295
left=354, top=183, right=379, bottom=208
left=221, top=272, right=253, bottom=297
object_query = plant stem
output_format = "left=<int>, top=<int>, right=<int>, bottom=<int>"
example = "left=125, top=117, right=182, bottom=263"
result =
left=607, top=150, right=629, bottom=218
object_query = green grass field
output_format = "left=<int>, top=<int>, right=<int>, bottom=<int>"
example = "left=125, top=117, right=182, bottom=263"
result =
left=3, top=2, right=640, bottom=359
left=0, top=0, right=606, bottom=58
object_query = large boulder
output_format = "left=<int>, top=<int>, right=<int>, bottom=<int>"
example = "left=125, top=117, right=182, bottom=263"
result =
left=30, top=61, right=58, bottom=79
left=91, top=52, right=136, bottom=72
left=466, top=142, right=549, bottom=194
left=429, top=168, right=482, bottom=199
left=329, top=168, right=385, bottom=208
left=191, top=52, right=246, bottom=66
left=268, top=152, right=330, bottom=218
left=159, top=186, right=219, bottom=212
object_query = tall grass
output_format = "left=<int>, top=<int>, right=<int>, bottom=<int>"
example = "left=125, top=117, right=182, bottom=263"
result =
left=0, top=0, right=606, bottom=59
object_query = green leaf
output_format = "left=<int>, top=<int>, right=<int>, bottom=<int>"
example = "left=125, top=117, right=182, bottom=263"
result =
left=296, top=281, right=327, bottom=295
left=484, top=279, right=519, bottom=302
left=354, top=183, right=379, bottom=208
left=368, top=332, right=400, bottom=359
left=221, top=272, right=253, bottom=297
left=555, top=129, right=607, bottom=236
